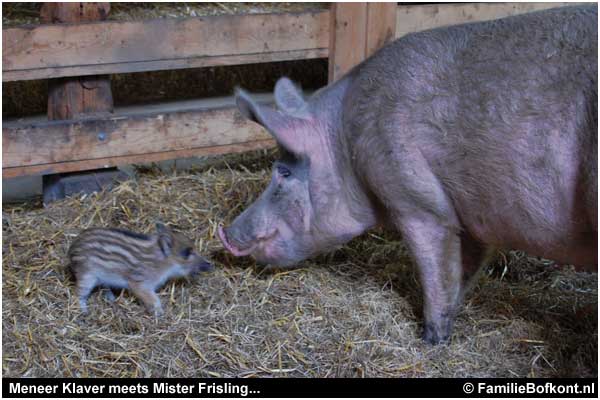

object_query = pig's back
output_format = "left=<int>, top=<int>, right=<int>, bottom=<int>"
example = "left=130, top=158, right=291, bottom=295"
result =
left=346, top=5, right=597, bottom=264
left=352, top=5, right=597, bottom=122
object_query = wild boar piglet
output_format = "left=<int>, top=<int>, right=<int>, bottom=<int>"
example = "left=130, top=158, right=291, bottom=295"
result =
left=68, top=223, right=213, bottom=315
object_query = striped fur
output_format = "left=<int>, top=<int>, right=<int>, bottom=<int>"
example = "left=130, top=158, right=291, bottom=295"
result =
left=68, top=224, right=213, bottom=315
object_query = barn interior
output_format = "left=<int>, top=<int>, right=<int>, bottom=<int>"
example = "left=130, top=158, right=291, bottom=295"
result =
left=2, top=2, right=597, bottom=378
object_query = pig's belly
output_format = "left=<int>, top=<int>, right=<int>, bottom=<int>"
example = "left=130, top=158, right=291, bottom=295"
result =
left=448, top=167, right=596, bottom=266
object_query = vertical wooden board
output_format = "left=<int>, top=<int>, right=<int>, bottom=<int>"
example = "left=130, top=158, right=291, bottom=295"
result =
left=40, top=2, right=110, bottom=23
left=42, top=2, right=113, bottom=120
left=40, top=2, right=116, bottom=202
left=79, top=76, right=114, bottom=116
left=365, top=3, right=397, bottom=57
left=328, top=2, right=368, bottom=82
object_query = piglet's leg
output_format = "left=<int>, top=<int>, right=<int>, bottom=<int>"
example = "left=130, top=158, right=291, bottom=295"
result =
left=397, top=213, right=463, bottom=345
left=129, top=282, right=163, bottom=316
left=102, top=288, right=117, bottom=302
left=76, top=275, right=97, bottom=314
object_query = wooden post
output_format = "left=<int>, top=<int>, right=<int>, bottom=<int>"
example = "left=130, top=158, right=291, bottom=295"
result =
left=328, top=2, right=397, bottom=82
left=40, top=3, right=125, bottom=204
left=328, top=3, right=368, bottom=83
left=365, top=3, right=397, bottom=58
left=41, top=3, right=114, bottom=119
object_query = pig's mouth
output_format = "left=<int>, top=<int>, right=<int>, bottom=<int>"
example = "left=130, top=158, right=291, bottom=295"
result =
left=218, top=225, right=259, bottom=257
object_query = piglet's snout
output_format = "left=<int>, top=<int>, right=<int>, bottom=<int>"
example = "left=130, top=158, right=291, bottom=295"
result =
left=198, top=259, right=215, bottom=272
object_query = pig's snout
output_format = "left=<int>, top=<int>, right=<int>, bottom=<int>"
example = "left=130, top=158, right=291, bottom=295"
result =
left=218, top=225, right=257, bottom=257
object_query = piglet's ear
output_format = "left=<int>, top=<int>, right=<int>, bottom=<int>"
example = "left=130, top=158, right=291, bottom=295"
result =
left=236, top=88, right=308, bottom=156
left=274, top=77, right=306, bottom=113
left=156, top=222, right=173, bottom=258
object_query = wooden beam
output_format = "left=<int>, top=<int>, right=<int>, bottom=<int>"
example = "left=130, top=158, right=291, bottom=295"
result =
left=3, top=11, right=330, bottom=82
left=40, top=3, right=118, bottom=204
left=395, top=2, right=581, bottom=38
left=40, top=2, right=110, bottom=23
left=2, top=140, right=275, bottom=178
left=3, top=100, right=275, bottom=177
left=328, top=3, right=368, bottom=82
left=3, top=105, right=272, bottom=167
left=328, top=3, right=396, bottom=82
left=4, top=49, right=328, bottom=82
left=365, top=3, right=397, bottom=57
left=41, top=3, right=114, bottom=120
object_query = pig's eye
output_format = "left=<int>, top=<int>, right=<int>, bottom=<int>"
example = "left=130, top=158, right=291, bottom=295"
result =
left=179, top=247, right=193, bottom=259
left=277, top=165, right=291, bottom=178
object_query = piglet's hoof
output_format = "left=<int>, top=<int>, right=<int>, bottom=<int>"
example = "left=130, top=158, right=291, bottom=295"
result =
left=151, top=306, right=164, bottom=317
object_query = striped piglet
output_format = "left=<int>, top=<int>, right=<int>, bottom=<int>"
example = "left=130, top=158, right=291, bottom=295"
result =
left=68, top=223, right=213, bottom=315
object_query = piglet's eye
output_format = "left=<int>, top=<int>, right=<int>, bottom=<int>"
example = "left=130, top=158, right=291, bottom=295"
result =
left=179, top=248, right=193, bottom=259
left=277, top=165, right=291, bottom=178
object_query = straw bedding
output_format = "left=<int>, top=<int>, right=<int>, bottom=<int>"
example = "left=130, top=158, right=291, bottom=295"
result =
left=2, top=149, right=597, bottom=378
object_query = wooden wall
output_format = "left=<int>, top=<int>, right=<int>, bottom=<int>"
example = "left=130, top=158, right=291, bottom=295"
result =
left=3, top=3, right=576, bottom=178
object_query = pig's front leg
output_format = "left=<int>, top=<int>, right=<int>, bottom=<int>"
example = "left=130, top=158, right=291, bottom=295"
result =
left=397, top=213, right=463, bottom=344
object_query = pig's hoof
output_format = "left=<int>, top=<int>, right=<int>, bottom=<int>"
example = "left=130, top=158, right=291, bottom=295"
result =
left=422, top=323, right=450, bottom=345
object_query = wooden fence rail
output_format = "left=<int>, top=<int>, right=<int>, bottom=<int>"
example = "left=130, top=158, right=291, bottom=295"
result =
left=3, top=11, right=330, bottom=82
left=3, top=97, right=275, bottom=178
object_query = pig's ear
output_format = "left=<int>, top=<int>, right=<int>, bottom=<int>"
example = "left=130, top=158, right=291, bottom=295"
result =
left=156, top=222, right=173, bottom=257
left=236, top=88, right=306, bottom=155
left=274, top=77, right=305, bottom=113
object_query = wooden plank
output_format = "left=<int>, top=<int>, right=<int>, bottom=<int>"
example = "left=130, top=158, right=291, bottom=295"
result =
left=395, top=2, right=582, bottom=38
left=4, top=49, right=328, bottom=82
left=365, top=3, right=397, bottom=57
left=328, top=3, right=368, bottom=82
left=3, top=11, right=330, bottom=82
left=2, top=140, right=275, bottom=178
left=3, top=103, right=274, bottom=174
